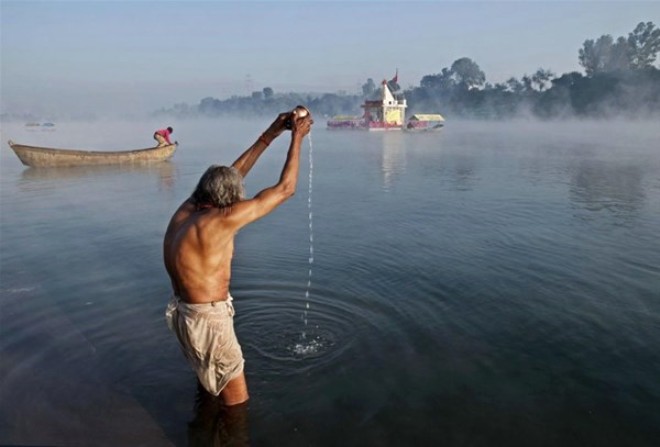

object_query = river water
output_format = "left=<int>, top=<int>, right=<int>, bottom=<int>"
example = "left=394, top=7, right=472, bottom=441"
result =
left=1, top=119, right=659, bottom=446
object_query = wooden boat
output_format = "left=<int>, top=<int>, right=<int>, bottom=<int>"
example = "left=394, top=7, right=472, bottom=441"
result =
left=7, top=140, right=177, bottom=168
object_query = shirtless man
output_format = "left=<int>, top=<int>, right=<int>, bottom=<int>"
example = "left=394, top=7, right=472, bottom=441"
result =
left=164, top=109, right=313, bottom=405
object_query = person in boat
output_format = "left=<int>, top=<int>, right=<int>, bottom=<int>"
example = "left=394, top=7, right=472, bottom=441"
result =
left=154, top=126, right=174, bottom=146
left=164, top=109, right=313, bottom=406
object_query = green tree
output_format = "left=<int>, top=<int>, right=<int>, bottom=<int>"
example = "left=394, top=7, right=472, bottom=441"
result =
left=450, top=57, right=486, bottom=89
left=505, top=77, right=524, bottom=94
left=579, top=22, right=659, bottom=75
left=531, top=68, right=555, bottom=91
left=627, top=21, right=660, bottom=69
left=579, top=35, right=616, bottom=76
left=420, top=68, right=454, bottom=91
left=551, top=71, right=584, bottom=89
left=609, top=36, right=632, bottom=71
left=362, top=78, right=376, bottom=97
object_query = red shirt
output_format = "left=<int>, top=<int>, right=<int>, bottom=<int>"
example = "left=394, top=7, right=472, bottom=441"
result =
left=155, top=128, right=172, bottom=144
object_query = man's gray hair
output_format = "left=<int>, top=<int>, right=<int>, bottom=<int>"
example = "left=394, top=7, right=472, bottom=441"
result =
left=191, top=165, right=245, bottom=208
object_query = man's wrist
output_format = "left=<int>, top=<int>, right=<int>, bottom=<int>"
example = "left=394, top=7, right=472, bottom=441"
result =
left=291, top=131, right=305, bottom=141
left=258, top=133, right=273, bottom=146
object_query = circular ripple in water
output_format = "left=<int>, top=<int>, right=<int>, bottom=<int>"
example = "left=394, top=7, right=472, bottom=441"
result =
left=237, top=286, right=380, bottom=374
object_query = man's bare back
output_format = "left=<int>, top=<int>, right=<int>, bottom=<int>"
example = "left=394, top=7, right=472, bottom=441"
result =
left=164, top=201, right=237, bottom=303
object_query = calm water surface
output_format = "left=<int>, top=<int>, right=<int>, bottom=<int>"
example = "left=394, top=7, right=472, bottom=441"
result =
left=1, top=119, right=659, bottom=446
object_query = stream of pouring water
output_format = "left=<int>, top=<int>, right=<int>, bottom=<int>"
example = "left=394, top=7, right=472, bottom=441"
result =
left=293, top=132, right=320, bottom=356
left=303, top=131, right=313, bottom=339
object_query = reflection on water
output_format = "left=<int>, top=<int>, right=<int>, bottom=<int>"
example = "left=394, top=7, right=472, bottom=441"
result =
left=447, top=153, right=478, bottom=191
left=380, top=132, right=406, bottom=190
left=570, top=160, right=645, bottom=219
left=188, top=385, right=249, bottom=447
left=19, top=161, right=177, bottom=191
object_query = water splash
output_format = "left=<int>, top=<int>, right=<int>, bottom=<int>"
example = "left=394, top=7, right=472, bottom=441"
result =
left=292, top=336, right=324, bottom=357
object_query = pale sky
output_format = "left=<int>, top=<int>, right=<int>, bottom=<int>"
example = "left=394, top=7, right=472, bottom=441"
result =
left=1, top=0, right=659, bottom=118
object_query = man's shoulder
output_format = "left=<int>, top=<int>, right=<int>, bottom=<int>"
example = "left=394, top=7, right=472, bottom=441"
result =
left=174, top=199, right=196, bottom=215
left=166, top=201, right=195, bottom=232
left=196, top=201, right=258, bottom=231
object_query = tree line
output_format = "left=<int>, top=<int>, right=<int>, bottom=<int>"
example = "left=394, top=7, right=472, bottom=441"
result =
left=156, top=21, right=660, bottom=120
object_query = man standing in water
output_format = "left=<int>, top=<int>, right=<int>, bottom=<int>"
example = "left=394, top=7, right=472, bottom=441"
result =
left=164, top=109, right=313, bottom=405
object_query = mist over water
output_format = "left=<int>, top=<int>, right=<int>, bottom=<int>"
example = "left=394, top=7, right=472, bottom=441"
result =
left=1, top=118, right=659, bottom=446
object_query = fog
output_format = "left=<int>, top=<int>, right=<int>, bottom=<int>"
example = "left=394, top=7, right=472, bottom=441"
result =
left=2, top=116, right=659, bottom=157
left=0, top=78, right=211, bottom=122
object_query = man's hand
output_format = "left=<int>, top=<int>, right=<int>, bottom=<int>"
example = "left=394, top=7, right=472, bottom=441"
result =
left=291, top=113, right=313, bottom=139
left=263, top=112, right=290, bottom=142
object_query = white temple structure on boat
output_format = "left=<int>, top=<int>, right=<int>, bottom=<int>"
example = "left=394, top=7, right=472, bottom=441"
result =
left=327, top=76, right=407, bottom=131
left=360, top=80, right=407, bottom=130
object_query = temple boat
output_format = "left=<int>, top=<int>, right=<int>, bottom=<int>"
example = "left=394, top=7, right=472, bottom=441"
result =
left=327, top=78, right=407, bottom=131
left=7, top=140, right=178, bottom=168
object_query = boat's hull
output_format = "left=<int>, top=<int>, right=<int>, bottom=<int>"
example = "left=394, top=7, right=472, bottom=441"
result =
left=327, top=117, right=365, bottom=130
left=8, top=141, right=177, bottom=168
left=365, top=122, right=403, bottom=131
left=403, top=123, right=444, bottom=132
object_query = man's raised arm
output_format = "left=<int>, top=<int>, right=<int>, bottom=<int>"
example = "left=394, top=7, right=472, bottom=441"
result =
left=225, top=113, right=313, bottom=228
left=231, top=112, right=289, bottom=178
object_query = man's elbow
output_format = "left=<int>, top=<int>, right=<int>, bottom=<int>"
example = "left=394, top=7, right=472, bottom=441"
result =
left=280, top=181, right=297, bottom=199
